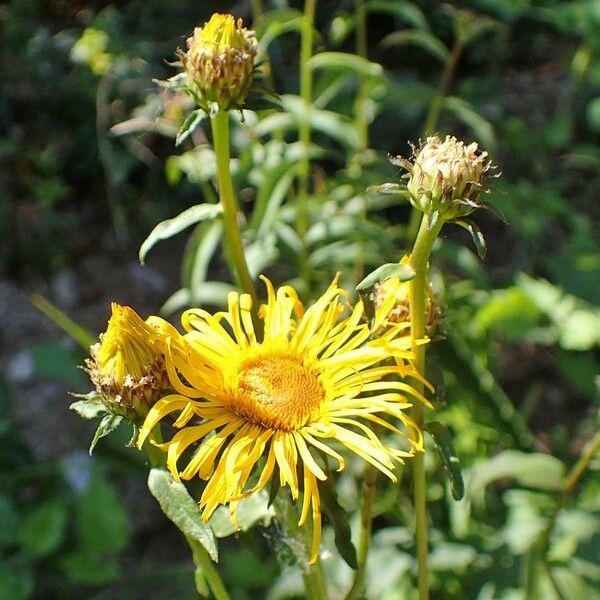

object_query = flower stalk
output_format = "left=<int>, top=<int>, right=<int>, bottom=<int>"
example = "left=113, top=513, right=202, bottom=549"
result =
left=210, top=110, right=258, bottom=319
left=297, top=0, right=316, bottom=291
left=409, top=214, right=443, bottom=600
left=345, top=463, right=377, bottom=600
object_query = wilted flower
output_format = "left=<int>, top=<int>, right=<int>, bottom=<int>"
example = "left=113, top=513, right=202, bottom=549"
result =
left=86, top=303, right=168, bottom=418
left=179, top=13, right=258, bottom=111
left=138, top=277, right=429, bottom=563
left=394, top=135, right=493, bottom=221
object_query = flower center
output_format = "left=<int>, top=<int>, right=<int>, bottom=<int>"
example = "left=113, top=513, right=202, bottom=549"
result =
left=233, top=354, right=323, bottom=430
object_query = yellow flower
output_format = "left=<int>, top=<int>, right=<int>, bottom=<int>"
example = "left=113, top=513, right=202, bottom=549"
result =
left=87, top=303, right=167, bottom=417
left=375, top=257, right=440, bottom=334
left=180, top=13, right=257, bottom=111
left=138, top=278, right=429, bottom=563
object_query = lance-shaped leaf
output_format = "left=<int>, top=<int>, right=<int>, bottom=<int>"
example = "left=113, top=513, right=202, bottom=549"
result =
left=89, top=414, right=123, bottom=455
left=70, top=391, right=107, bottom=420
left=367, top=182, right=410, bottom=197
left=356, top=263, right=415, bottom=328
left=209, top=491, right=272, bottom=538
left=139, top=204, right=223, bottom=264
left=148, top=468, right=218, bottom=562
left=320, top=477, right=357, bottom=569
left=175, top=109, right=206, bottom=147
left=425, top=421, right=465, bottom=500
left=455, top=219, right=486, bottom=259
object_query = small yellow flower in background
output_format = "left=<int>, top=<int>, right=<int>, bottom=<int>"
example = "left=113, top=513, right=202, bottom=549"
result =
left=86, top=303, right=168, bottom=417
left=396, top=135, right=492, bottom=221
left=138, top=277, right=430, bottom=563
left=180, top=13, right=258, bottom=111
left=375, top=257, right=441, bottom=334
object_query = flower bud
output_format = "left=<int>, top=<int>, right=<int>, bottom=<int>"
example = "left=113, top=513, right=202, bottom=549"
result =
left=86, top=303, right=168, bottom=418
left=398, top=135, right=492, bottom=221
left=180, top=13, right=257, bottom=112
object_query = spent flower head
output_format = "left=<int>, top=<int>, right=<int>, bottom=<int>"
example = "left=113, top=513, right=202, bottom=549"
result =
left=179, top=13, right=258, bottom=112
left=394, top=135, right=493, bottom=222
left=86, top=303, right=168, bottom=418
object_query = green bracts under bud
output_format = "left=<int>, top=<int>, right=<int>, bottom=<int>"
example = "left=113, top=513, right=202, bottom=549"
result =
left=179, top=13, right=258, bottom=112
left=394, top=135, right=493, bottom=222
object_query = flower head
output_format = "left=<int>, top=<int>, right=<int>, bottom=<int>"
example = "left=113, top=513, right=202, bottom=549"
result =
left=138, top=278, right=430, bottom=563
left=180, top=13, right=257, bottom=111
left=87, top=303, right=168, bottom=417
left=396, top=135, right=492, bottom=221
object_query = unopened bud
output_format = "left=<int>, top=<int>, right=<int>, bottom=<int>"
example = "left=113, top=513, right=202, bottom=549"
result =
left=180, top=13, right=257, bottom=112
left=86, top=303, right=168, bottom=418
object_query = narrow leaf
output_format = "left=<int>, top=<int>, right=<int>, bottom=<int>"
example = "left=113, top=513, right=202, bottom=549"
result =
left=309, top=52, right=384, bottom=79
left=455, top=219, right=487, bottom=259
left=425, top=421, right=465, bottom=500
left=139, top=204, right=222, bottom=264
left=89, top=413, right=123, bottom=455
left=69, top=391, right=107, bottom=420
left=356, top=262, right=415, bottom=293
left=380, top=30, right=449, bottom=63
left=176, top=109, right=206, bottom=147
left=148, top=468, right=218, bottom=562
left=366, top=182, right=409, bottom=196
left=320, top=478, right=358, bottom=569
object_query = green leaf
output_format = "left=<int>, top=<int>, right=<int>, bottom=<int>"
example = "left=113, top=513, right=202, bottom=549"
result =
left=356, top=262, right=415, bottom=293
left=89, top=413, right=123, bottom=455
left=0, top=567, right=34, bottom=600
left=18, top=499, right=68, bottom=557
left=367, top=182, right=409, bottom=197
left=69, top=391, right=106, bottom=419
left=175, top=109, right=206, bottom=146
left=187, top=220, right=223, bottom=301
left=148, top=468, right=218, bottom=562
left=309, top=52, right=384, bottom=79
left=61, top=553, right=121, bottom=585
left=380, top=30, right=449, bottom=63
left=368, top=0, right=430, bottom=31
left=0, top=495, right=19, bottom=549
left=209, top=491, right=272, bottom=538
left=78, top=472, right=130, bottom=556
left=443, top=96, right=496, bottom=152
left=139, top=203, right=223, bottom=264
left=471, top=450, right=565, bottom=496
left=320, top=478, right=357, bottom=569
left=455, top=219, right=487, bottom=259
left=425, top=422, right=464, bottom=500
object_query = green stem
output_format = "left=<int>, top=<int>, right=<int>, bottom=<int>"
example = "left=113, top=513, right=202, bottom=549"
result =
left=409, top=213, right=443, bottom=600
left=524, top=430, right=600, bottom=598
left=297, top=0, right=316, bottom=292
left=345, top=464, right=377, bottom=600
left=423, top=40, right=464, bottom=137
left=187, top=535, right=231, bottom=600
left=210, top=111, right=258, bottom=312
left=283, top=498, right=328, bottom=600
left=355, top=0, right=367, bottom=59
left=250, top=0, right=263, bottom=24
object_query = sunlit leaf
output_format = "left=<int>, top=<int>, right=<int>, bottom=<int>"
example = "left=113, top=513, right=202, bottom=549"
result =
left=139, top=204, right=222, bottom=264
left=148, top=468, right=218, bottom=562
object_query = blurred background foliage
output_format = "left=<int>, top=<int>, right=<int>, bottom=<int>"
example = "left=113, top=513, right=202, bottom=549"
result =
left=1, top=0, right=599, bottom=598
